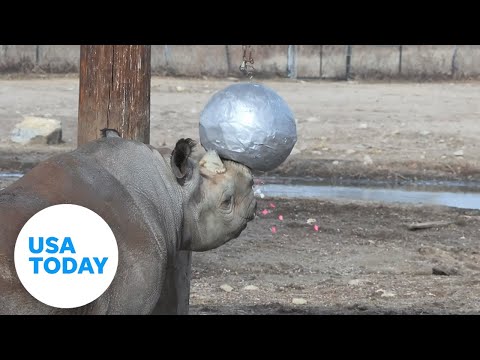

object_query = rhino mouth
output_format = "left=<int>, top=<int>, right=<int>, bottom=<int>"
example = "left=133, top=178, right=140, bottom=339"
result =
left=245, top=199, right=257, bottom=222
left=232, top=222, right=248, bottom=238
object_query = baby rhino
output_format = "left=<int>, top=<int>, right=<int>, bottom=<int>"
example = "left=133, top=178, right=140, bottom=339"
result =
left=0, top=129, right=257, bottom=314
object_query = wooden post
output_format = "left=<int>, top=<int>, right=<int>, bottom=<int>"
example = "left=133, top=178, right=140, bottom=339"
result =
left=77, top=45, right=192, bottom=315
left=78, top=45, right=151, bottom=145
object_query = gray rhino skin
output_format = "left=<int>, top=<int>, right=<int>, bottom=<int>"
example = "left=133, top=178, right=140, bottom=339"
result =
left=0, top=130, right=257, bottom=314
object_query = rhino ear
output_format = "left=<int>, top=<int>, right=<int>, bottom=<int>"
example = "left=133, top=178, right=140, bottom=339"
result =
left=171, top=138, right=196, bottom=180
left=199, top=150, right=226, bottom=176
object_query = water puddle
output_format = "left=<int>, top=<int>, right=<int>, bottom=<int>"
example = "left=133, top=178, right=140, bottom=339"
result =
left=254, top=177, right=480, bottom=210
left=0, top=172, right=23, bottom=179
left=2, top=172, right=480, bottom=211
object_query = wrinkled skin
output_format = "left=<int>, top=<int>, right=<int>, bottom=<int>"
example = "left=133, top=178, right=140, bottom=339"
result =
left=0, top=131, right=256, bottom=314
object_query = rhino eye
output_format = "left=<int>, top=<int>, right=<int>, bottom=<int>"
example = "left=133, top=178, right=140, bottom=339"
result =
left=222, top=195, right=233, bottom=207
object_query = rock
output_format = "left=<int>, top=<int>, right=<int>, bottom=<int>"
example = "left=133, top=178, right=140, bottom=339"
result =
left=175, top=86, right=185, bottom=92
left=243, top=285, right=259, bottom=291
left=292, top=298, right=307, bottom=305
left=348, top=303, right=369, bottom=311
left=332, top=160, right=339, bottom=166
left=10, top=116, right=62, bottom=145
left=306, top=218, right=316, bottom=225
left=453, top=150, right=464, bottom=157
left=375, top=289, right=396, bottom=297
left=358, top=123, right=368, bottom=129
left=363, top=155, right=374, bottom=165
left=432, top=266, right=459, bottom=276
left=220, top=284, right=233, bottom=292
left=348, top=279, right=362, bottom=286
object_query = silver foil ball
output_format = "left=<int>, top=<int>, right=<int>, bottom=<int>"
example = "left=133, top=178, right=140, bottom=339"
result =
left=199, top=82, right=297, bottom=172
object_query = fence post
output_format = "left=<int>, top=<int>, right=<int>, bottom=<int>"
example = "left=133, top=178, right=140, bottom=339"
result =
left=345, top=45, right=352, bottom=80
left=225, top=45, right=231, bottom=76
left=319, top=45, right=323, bottom=78
left=35, top=45, right=40, bottom=66
left=164, top=45, right=171, bottom=74
left=451, top=45, right=458, bottom=78
left=287, top=45, right=297, bottom=79
left=398, top=45, right=403, bottom=75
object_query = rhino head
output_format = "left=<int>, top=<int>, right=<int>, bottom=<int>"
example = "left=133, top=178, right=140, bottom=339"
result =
left=168, top=138, right=257, bottom=252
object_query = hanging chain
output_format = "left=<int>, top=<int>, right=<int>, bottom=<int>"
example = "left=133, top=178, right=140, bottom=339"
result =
left=239, top=45, right=255, bottom=79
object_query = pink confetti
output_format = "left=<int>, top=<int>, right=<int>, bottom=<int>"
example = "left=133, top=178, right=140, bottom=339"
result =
left=269, top=203, right=276, bottom=208
left=271, top=226, right=277, bottom=234
left=278, top=215, right=284, bottom=221
left=313, top=224, right=319, bottom=232
left=261, top=209, right=269, bottom=216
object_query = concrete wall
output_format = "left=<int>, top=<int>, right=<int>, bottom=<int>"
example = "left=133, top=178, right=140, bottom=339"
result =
left=453, top=45, right=480, bottom=78
left=401, top=45, right=454, bottom=79
left=38, top=45, right=79, bottom=72
left=350, top=45, right=401, bottom=79
left=297, top=45, right=321, bottom=78
left=1, top=45, right=479, bottom=80
left=320, top=45, right=347, bottom=79
left=0, top=45, right=37, bottom=72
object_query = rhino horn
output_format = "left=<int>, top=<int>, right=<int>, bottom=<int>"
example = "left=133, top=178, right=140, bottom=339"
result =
left=199, top=150, right=226, bottom=176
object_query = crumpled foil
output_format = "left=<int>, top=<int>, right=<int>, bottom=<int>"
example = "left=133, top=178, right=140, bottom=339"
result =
left=199, top=82, right=297, bottom=172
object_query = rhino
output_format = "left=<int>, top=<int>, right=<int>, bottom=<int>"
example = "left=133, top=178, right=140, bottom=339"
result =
left=0, top=129, right=257, bottom=314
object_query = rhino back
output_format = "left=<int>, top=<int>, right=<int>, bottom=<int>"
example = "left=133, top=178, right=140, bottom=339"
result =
left=0, top=137, right=183, bottom=314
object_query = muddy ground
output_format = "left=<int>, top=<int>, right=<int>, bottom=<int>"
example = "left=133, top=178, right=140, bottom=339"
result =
left=1, top=75, right=480, bottom=314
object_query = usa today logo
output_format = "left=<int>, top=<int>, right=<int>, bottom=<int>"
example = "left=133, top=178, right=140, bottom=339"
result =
left=14, top=204, right=118, bottom=309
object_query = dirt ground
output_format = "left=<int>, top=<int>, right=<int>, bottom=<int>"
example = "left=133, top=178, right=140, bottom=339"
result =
left=1, top=75, right=480, bottom=314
